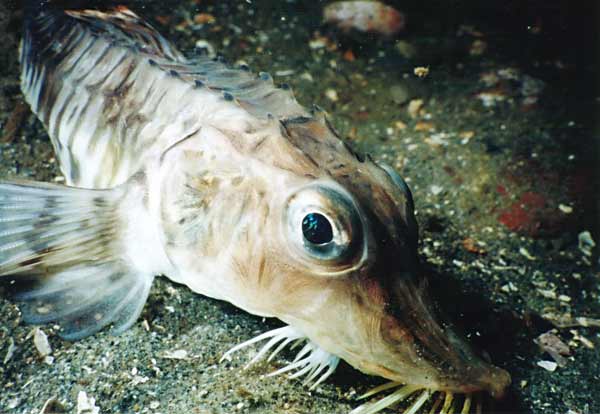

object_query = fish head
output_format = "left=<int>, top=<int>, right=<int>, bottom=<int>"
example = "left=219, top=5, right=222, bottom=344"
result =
left=266, top=116, right=510, bottom=398
left=155, top=115, right=510, bottom=399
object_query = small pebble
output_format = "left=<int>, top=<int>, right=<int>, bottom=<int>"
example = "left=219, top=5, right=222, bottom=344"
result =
left=161, top=349, right=189, bottom=360
left=476, top=90, right=507, bottom=107
left=469, top=39, right=487, bottom=55
left=413, top=66, right=429, bottom=78
left=3, top=337, right=15, bottom=364
left=389, top=83, right=412, bottom=105
left=300, top=72, right=314, bottom=82
left=558, top=294, right=571, bottom=303
left=33, top=328, right=52, bottom=357
left=194, top=40, right=216, bottom=58
left=519, top=247, right=536, bottom=261
left=275, top=69, right=295, bottom=77
left=407, top=99, right=423, bottom=118
left=325, top=89, right=339, bottom=102
left=429, top=185, right=443, bottom=196
left=394, top=120, right=407, bottom=130
left=309, top=37, right=327, bottom=49
left=537, top=360, right=558, bottom=372
left=193, top=13, right=216, bottom=25
left=395, top=40, right=416, bottom=59
left=537, top=289, right=557, bottom=299
left=76, top=391, right=100, bottom=414
left=558, top=204, right=573, bottom=214
left=577, top=231, right=595, bottom=256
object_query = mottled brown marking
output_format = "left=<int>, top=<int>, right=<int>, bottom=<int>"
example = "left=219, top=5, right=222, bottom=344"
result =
left=256, top=255, right=267, bottom=287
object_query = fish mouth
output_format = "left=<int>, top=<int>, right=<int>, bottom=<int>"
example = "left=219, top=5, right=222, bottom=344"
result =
left=351, top=358, right=510, bottom=414
left=220, top=324, right=510, bottom=414
left=357, top=359, right=511, bottom=398
left=352, top=271, right=513, bottom=403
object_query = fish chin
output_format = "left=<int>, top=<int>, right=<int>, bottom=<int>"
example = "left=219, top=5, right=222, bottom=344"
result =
left=220, top=325, right=499, bottom=414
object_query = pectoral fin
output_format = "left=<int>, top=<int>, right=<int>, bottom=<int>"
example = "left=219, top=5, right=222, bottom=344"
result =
left=0, top=180, right=157, bottom=340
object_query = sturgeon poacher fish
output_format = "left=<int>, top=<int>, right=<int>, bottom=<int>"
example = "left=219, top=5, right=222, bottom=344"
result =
left=1, top=1, right=510, bottom=413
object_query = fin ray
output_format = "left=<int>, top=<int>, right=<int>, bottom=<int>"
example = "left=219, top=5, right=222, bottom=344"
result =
left=0, top=180, right=155, bottom=339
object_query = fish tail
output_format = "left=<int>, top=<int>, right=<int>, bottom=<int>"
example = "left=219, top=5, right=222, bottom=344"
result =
left=0, top=179, right=160, bottom=340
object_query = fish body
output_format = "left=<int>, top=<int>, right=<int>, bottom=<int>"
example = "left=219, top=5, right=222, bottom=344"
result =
left=1, top=2, right=509, bottom=413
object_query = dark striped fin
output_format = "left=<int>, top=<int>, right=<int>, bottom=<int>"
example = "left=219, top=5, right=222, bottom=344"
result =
left=62, top=7, right=306, bottom=118
left=0, top=180, right=155, bottom=340
left=154, top=58, right=306, bottom=119
left=64, top=7, right=185, bottom=62
left=20, top=5, right=307, bottom=187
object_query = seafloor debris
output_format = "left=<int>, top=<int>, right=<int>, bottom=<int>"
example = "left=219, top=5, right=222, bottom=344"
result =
left=325, top=88, right=339, bottom=102
left=577, top=230, right=595, bottom=257
left=194, top=39, right=216, bottom=58
left=534, top=331, right=571, bottom=367
left=193, top=13, right=215, bottom=25
left=475, top=89, right=507, bottom=108
left=475, top=67, right=545, bottom=108
left=469, top=39, right=487, bottom=56
left=536, top=360, right=558, bottom=372
left=414, top=121, right=434, bottom=132
left=32, top=328, right=52, bottom=357
left=413, top=66, right=429, bottom=78
left=323, top=1, right=405, bottom=36
left=161, top=349, right=190, bottom=360
left=395, top=40, right=416, bottom=59
left=3, top=337, right=15, bottom=364
left=39, top=397, right=66, bottom=414
left=570, top=330, right=595, bottom=350
left=76, top=392, right=100, bottom=414
left=389, top=83, right=415, bottom=105
left=0, top=99, right=30, bottom=143
left=542, top=313, right=600, bottom=329
left=407, top=99, right=424, bottom=118
left=462, top=238, right=486, bottom=255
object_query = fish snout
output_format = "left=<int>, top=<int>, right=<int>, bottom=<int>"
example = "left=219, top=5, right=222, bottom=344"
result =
left=371, top=275, right=511, bottom=398
left=440, top=363, right=511, bottom=399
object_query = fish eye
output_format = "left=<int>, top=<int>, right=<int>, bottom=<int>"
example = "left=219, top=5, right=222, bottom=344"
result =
left=302, top=213, right=333, bottom=245
left=284, top=183, right=366, bottom=273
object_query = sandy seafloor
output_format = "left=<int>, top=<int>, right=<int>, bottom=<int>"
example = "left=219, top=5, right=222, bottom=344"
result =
left=0, top=1, right=599, bottom=413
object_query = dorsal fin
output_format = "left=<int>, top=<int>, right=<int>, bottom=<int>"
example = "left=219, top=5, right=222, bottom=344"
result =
left=64, top=7, right=185, bottom=62
left=20, top=4, right=308, bottom=188
left=63, top=7, right=306, bottom=120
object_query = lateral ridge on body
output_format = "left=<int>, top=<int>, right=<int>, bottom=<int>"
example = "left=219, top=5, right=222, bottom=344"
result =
left=1, top=2, right=510, bottom=413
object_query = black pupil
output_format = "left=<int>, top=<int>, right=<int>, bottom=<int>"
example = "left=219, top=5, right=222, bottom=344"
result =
left=302, top=213, right=333, bottom=245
